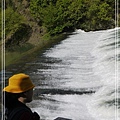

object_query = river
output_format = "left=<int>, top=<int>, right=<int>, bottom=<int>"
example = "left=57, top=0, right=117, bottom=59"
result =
left=5, top=28, right=120, bottom=120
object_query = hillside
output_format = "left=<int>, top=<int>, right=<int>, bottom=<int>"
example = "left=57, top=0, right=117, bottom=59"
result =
left=0, top=0, right=66, bottom=68
left=0, top=0, right=119, bottom=68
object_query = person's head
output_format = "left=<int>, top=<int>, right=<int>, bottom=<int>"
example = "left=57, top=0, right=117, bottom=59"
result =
left=3, top=73, right=35, bottom=105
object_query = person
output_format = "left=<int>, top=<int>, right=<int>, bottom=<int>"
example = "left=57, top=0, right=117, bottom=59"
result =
left=2, top=73, right=40, bottom=120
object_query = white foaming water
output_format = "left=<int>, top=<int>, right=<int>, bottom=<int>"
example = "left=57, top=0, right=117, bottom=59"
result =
left=27, top=28, right=120, bottom=120
left=87, top=28, right=120, bottom=120
left=31, top=95, right=95, bottom=120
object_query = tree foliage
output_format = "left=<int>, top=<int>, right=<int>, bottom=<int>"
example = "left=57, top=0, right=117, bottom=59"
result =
left=1, top=0, right=118, bottom=38
left=0, top=6, right=26, bottom=40
left=5, top=7, right=25, bottom=36
left=30, top=0, right=117, bottom=35
left=80, top=0, right=114, bottom=31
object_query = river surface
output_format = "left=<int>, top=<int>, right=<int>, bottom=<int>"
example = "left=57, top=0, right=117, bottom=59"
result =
left=5, top=28, right=120, bottom=120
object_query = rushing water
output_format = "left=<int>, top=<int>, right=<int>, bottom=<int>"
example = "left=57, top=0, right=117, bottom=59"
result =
left=5, top=28, right=120, bottom=120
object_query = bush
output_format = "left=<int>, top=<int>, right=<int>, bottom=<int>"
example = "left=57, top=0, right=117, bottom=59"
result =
left=0, top=7, right=26, bottom=40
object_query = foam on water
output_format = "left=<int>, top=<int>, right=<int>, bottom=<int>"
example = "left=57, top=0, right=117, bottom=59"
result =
left=26, top=28, right=120, bottom=120
left=30, top=94, right=95, bottom=120
left=87, top=28, right=120, bottom=120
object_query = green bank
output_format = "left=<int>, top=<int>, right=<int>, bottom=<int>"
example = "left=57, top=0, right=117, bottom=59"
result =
left=1, top=33, right=67, bottom=69
left=0, top=0, right=119, bottom=69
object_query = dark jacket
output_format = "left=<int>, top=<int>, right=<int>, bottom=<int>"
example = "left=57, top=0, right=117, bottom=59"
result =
left=5, top=101, right=40, bottom=120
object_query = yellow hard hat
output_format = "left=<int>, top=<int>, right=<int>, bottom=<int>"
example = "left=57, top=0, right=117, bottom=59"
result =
left=3, top=73, right=35, bottom=93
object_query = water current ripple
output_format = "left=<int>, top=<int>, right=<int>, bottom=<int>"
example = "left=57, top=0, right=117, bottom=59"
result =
left=33, top=88, right=96, bottom=97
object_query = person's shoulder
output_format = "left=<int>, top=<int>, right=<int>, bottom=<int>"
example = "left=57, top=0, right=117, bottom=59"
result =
left=18, top=108, right=40, bottom=120
left=14, top=106, right=40, bottom=120
left=15, top=101, right=33, bottom=114
left=18, top=109, right=34, bottom=120
left=7, top=106, right=33, bottom=120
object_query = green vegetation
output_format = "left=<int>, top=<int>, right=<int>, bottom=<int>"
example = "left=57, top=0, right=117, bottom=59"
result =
left=30, top=0, right=118, bottom=35
left=0, top=7, right=26, bottom=40
left=0, top=0, right=119, bottom=39
left=5, top=7, right=26, bottom=36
